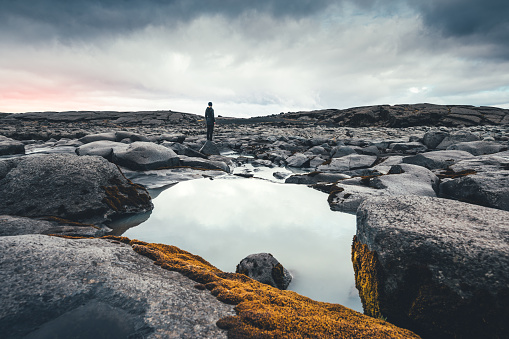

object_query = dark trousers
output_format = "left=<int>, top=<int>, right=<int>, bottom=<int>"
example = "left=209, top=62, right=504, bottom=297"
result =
left=206, top=124, right=214, bottom=141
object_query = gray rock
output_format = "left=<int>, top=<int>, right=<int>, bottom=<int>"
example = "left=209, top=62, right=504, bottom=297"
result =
left=0, top=154, right=153, bottom=224
left=330, top=145, right=359, bottom=158
left=285, top=172, right=350, bottom=184
left=402, top=150, right=474, bottom=170
left=422, top=130, right=449, bottom=149
left=285, top=153, right=311, bottom=168
left=438, top=154, right=509, bottom=211
left=317, top=154, right=377, bottom=172
left=78, top=132, right=117, bottom=144
left=159, top=134, right=186, bottom=143
left=329, top=164, right=438, bottom=213
left=0, top=235, right=234, bottom=338
left=114, top=131, right=150, bottom=142
left=355, top=195, right=509, bottom=339
left=388, top=141, right=427, bottom=154
left=75, top=140, right=128, bottom=159
left=0, top=215, right=106, bottom=237
left=0, top=136, right=25, bottom=156
left=167, top=142, right=207, bottom=158
left=236, top=253, right=292, bottom=290
left=436, top=131, right=480, bottom=149
left=199, top=141, right=221, bottom=156
left=112, top=141, right=180, bottom=171
left=179, top=156, right=230, bottom=173
left=446, top=140, right=508, bottom=155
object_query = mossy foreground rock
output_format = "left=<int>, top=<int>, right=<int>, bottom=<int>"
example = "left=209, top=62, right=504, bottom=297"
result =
left=354, top=195, right=509, bottom=338
left=0, top=154, right=152, bottom=224
left=0, top=235, right=234, bottom=338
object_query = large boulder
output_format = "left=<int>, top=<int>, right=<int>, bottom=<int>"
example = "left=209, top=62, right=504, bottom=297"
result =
left=0, top=154, right=153, bottom=224
left=446, top=140, right=507, bottom=155
left=354, top=195, right=509, bottom=339
left=236, top=253, right=292, bottom=290
left=112, top=141, right=180, bottom=171
left=0, top=235, right=234, bottom=338
left=75, top=140, right=128, bottom=159
left=0, top=136, right=25, bottom=156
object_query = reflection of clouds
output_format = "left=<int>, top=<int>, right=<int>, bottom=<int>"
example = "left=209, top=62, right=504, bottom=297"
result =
left=124, top=177, right=362, bottom=311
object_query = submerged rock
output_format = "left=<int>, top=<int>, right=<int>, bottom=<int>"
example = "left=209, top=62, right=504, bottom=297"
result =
left=0, top=154, right=153, bottom=224
left=236, top=253, right=292, bottom=290
left=354, top=195, right=509, bottom=339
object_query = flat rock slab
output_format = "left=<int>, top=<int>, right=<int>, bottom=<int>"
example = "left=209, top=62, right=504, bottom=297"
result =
left=354, top=195, right=509, bottom=339
left=0, top=215, right=106, bottom=237
left=0, top=235, right=234, bottom=338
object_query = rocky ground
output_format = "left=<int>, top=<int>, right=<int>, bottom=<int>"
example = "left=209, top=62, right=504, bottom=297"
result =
left=1, top=104, right=508, bottom=338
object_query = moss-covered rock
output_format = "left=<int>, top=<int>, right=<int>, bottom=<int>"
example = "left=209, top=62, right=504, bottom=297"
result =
left=354, top=195, right=509, bottom=338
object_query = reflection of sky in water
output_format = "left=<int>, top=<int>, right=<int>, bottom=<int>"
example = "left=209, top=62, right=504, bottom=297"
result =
left=123, top=176, right=362, bottom=312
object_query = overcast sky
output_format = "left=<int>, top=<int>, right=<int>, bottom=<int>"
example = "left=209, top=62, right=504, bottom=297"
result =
left=1, top=0, right=508, bottom=117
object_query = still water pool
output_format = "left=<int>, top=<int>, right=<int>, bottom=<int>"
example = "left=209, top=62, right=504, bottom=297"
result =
left=121, top=175, right=363, bottom=312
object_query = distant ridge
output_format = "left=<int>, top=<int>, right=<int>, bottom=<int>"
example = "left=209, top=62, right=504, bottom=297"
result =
left=2, top=104, right=508, bottom=128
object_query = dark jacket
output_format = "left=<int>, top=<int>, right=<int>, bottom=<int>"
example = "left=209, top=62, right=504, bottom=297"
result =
left=205, top=107, right=215, bottom=125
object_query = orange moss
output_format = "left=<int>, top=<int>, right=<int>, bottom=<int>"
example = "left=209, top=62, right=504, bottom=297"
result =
left=351, top=236, right=383, bottom=319
left=101, top=235, right=420, bottom=338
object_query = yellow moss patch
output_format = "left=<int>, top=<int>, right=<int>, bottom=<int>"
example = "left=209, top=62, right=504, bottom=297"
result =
left=351, top=235, right=383, bottom=319
left=101, top=235, right=420, bottom=338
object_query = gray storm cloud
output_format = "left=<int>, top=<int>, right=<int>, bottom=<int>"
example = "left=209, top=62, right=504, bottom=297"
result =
left=0, top=0, right=508, bottom=115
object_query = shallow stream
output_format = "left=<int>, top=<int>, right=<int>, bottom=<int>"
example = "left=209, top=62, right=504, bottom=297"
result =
left=117, top=168, right=363, bottom=312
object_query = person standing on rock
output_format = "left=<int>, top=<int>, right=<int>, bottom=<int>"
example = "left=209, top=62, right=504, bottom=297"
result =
left=205, top=102, right=215, bottom=141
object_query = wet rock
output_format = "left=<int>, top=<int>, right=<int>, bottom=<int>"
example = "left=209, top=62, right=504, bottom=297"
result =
left=75, top=140, right=128, bottom=159
left=436, top=130, right=480, bottom=149
left=0, top=235, right=234, bottom=338
left=179, top=156, right=230, bottom=173
left=354, top=195, right=509, bottom=339
left=114, top=131, right=150, bottom=142
left=285, top=172, right=350, bottom=184
left=285, top=153, right=311, bottom=168
left=236, top=253, right=292, bottom=290
left=317, top=154, right=377, bottom=172
left=199, top=141, right=221, bottom=156
left=0, top=154, right=153, bottom=224
left=402, top=150, right=474, bottom=170
left=0, top=136, right=25, bottom=156
left=112, top=141, right=180, bottom=171
left=446, top=140, right=508, bottom=155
